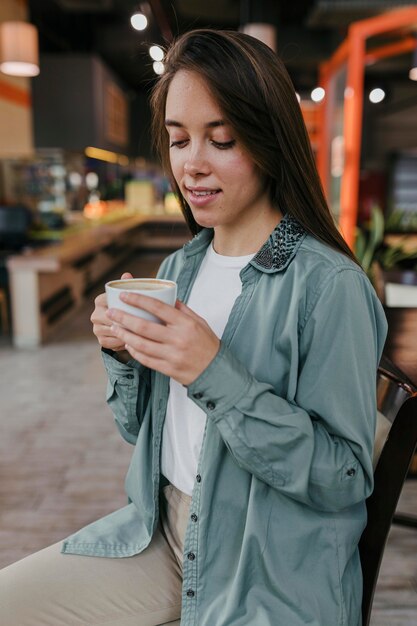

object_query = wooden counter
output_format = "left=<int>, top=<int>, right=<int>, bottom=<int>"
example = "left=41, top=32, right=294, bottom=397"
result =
left=7, top=212, right=187, bottom=348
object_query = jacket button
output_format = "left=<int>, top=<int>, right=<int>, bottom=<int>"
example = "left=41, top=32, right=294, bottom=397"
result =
left=125, top=374, right=134, bottom=379
left=196, top=474, right=201, bottom=483
left=190, top=513, right=198, bottom=522
left=187, top=552, right=195, bottom=561
left=193, top=392, right=203, bottom=399
left=186, top=589, right=195, bottom=598
left=206, top=401, right=216, bottom=410
left=346, top=468, right=356, bottom=477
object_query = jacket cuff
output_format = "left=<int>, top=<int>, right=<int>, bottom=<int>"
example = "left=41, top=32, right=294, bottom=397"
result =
left=187, top=342, right=252, bottom=419
left=101, top=348, right=144, bottom=374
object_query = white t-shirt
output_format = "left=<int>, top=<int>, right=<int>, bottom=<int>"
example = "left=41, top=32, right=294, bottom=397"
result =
left=160, top=243, right=254, bottom=495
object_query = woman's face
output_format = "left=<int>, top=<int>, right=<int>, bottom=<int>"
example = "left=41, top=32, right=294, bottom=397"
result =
left=165, top=70, right=274, bottom=232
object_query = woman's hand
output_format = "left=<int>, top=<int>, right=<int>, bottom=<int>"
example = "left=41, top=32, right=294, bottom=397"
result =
left=90, top=272, right=133, bottom=353
left=107, top=292, right=221, bottom=386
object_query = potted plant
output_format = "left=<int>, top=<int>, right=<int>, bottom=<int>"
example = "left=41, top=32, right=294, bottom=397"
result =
left=355, top=205, right=385, bottom=300
left=355, top=206, right=417, bottom=305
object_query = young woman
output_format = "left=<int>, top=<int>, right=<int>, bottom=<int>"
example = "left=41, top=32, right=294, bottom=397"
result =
left=0, top=29, right=387, bottom=626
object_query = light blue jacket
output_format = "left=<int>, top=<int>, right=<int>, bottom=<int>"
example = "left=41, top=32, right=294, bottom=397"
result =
left=62, top=215, right=387, bottom=626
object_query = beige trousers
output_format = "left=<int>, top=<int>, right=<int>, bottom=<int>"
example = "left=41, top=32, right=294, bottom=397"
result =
left=0, top=484, right=190, bottom=626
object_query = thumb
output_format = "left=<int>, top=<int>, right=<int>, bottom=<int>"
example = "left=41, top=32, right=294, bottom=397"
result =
left=121, top=272, right=133, bottom=280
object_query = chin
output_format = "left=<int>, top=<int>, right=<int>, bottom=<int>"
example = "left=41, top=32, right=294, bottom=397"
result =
left=191, top=211, right=220, bottom=229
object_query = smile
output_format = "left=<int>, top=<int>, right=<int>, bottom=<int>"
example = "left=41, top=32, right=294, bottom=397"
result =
left=192, top=190, right=218, bottom=196
left=186, top=186, right=221, bottom=195
left=185, top=187, right=221, bottom=207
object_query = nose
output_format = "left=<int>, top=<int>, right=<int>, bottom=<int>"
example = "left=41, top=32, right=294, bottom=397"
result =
left=184, top=145, right=210, bottom=177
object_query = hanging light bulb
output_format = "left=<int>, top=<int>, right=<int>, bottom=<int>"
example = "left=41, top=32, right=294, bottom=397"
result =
left=131, top=12, right=148, bottom=31
left=311, top=87, right=325, bottom=103
left=369, top=88, right=385, bottom=104
left=149, top=45, right=164, bottom=62
left=409, top=43, right=417, bottom=81
left=153, top=61, right=164, bottom=75
left=0, top=21, right=40, bottom=77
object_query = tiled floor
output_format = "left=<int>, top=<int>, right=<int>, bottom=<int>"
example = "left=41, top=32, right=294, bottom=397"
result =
left=0, top=252, right=416, bottom=625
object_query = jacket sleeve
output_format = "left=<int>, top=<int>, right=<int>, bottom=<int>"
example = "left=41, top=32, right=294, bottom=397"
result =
left=187, top=268, right=388, bottom=512
left=101, top=255, right=174, bottom=444
left=102, top=350, right=151, bottom=445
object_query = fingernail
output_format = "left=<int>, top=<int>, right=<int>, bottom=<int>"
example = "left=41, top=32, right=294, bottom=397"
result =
left=107, top=308, right=115, bottom=318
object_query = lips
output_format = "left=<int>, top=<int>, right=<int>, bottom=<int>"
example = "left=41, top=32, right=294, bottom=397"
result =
left=190, top=190, right=218, bottom=196
left=186, top=186, right=221, bottom=195
left=185, top=186, right=221, bottom=207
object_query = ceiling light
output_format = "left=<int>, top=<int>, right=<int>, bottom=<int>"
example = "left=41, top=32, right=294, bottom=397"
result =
left=149, top=45, right=164, bottom=62
left=68, top=172, right=82, bottom=188
left=409, top=44, right=417, bottom=81
left=0, top=21, right=40, bottom=77
left=311, top=87, right=325, bottom=103
left=369, top=88, right=385, bottom=104
left=153, top=61, right=164, bottom=75
left=86, top=172, right=99, bottom=190
left=130, top=12, right=148, bottom=31
left=85, top=146, right=127, bottom=164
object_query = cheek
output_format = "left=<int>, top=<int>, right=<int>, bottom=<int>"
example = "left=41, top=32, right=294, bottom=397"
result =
left=169, top=153, right=183, bottom=184
left=223, top=155, right=261, bottom=190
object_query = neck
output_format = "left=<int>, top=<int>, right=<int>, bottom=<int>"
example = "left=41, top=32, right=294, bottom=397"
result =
left=212, top=208, right=283, bottom=256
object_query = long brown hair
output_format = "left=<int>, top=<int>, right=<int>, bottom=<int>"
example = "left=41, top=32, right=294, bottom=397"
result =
left=151, top=29, right=358, bottom=264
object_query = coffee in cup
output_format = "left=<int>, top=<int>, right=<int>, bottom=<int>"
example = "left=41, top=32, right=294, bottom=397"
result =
left=105, top=278, right=177, bottom=324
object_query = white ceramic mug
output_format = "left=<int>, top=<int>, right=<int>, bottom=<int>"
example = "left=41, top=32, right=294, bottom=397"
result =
left=105, top=278, right=177, bottom=324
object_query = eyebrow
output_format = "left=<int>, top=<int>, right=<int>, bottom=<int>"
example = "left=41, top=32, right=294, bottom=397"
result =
left=164, top=119, right=225, bottom=129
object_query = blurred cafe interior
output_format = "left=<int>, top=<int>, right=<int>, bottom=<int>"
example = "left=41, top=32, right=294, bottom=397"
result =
left=1, top=1, right=417, bottom=624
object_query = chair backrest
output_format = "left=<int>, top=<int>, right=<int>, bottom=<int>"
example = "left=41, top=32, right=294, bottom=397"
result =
left=359, top=360, right=417, bottom=626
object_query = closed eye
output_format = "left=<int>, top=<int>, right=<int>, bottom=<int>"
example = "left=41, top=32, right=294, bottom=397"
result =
left=169, top=138, right=236, bottom=150
left=169, top=139, right=188, bottom=148
left=211, top=140, right=236, bottom=150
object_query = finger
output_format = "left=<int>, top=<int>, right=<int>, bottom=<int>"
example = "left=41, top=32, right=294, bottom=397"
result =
left=99, top=337, right=127, bottom=350
left=94, top=293, right=107, bottom=307
left=94, top=329, right=126, bottom=348
left=124, top=345, right=169, bottom=375
left=105, top=307, right=120, bottom=320
left=121, top=272, right=133, bottom=279
left=91, top=311, right=112, bottom=325
left=118, top=292, right=180, bottom=325
left=175, top=300, right=203, bottom=321
left=103, top=308, right=137, bottom=321
left=107, top=309, right=170, bottom=342
left=93, top=323, right=116, bottom=335
left=111, top=324, right=169, bottom=360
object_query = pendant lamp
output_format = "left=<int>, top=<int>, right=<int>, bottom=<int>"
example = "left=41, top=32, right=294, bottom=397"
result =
left=241, top=23, right=276, bottom=52
left=0, top=21, right=40, bottom=77
left=409, top=42, right=417, bottom=81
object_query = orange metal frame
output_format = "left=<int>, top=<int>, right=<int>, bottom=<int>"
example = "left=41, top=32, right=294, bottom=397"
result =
left=317, top=6, right=417, bottom=248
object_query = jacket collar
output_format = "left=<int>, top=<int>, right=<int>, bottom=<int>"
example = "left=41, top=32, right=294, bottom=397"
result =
left=183, top=213, right=306, bottom=274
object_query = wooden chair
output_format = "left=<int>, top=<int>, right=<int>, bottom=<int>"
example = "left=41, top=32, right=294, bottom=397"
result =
left=359, top=360, right=417, bottom=626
